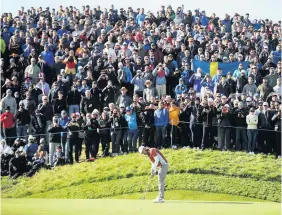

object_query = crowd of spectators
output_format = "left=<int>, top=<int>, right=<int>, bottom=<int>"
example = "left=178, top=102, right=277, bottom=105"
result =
left=0, top=4, right=281, bottom=178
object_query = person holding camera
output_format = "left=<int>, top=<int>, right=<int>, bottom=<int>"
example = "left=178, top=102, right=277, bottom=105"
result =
left=152, top=63, right=169, bottom=98
left=47, top=116, right=63, bottom=166
left=83, top=112, right=100, bottom=161
left=131, top=70, right=145, bottom=97
left=63, top=54, right=77, bottom=80
left=110, top=108, right=127, bottom=156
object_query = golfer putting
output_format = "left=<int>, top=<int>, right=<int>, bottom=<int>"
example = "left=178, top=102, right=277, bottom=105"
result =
left=138, top=146, right=169, bottom=203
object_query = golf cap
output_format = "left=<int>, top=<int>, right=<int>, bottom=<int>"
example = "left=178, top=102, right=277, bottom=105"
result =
left=138, top=146, right=145, bottom=154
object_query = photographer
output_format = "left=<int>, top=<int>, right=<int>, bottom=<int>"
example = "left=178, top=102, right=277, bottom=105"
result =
left=142, top=104, right=155, bottom=147
left=102, top=80, right=116, bottom=108
left=131, top=70, right=145, bottom=97
left=63, top=55, right=77, bottom=80
left=110, top=108, right=126, bottom=156
left=47, top=116, right=63, bottom=166
left=83, top=113, right=100, bottom=161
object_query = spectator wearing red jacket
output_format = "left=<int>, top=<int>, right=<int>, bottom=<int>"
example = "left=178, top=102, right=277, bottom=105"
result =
left=0, top=106, right=16, bottom=145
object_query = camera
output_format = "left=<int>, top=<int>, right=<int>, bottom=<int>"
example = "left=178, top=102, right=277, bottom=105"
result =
left=68, top=56, right=74, bottom=62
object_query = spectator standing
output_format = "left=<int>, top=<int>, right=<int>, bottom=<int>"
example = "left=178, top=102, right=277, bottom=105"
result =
left=246, top=108, right=258, bottom=154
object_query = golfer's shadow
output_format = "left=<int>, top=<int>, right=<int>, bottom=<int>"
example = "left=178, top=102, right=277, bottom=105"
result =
left=164, top=201, right=253, bottom=205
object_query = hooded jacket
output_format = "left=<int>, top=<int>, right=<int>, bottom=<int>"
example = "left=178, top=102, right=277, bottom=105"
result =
left=1, top=92, right=17, bottom=114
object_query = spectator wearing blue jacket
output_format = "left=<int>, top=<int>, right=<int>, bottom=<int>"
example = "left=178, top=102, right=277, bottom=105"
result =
left=273, top=45, right=281, bottom=65
left=200, top=11, right=209, bottom=26
left=152, top=63, right=170, bottom=98
left=131, top=70, right=145, bottom=97
left=24, top=135, right=39, bottom=162
left=212, top=68, right=222, bottom=85
left=181, top=63, right=194, bottom=86
left=189, top=68, right=204, bottom=94
left=154, top=102, right=169, bottom=148
left=124, top=107, right=139, bottom=153
left=59, top=110, right=70, bottom=157
left=135, top=9, right=146, bottom=25
left=57, top=25, right=68, bottom=38
left=41, top=45, right=55, bottom=66
left=201, top=74, right=215, bottom=92
left=175, top=78, right=187, bottom=95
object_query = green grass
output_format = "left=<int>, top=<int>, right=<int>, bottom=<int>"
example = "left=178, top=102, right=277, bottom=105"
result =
left=105, top=190, right=269, bottom=202
left=1, top=199, right=280, bottom=215
left=1, top=149, right=281, bottom=202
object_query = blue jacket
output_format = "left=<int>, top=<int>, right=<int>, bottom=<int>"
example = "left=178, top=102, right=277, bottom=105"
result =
left=200, top=16, right=209, bottom=26
left=152, top=67, right=170, bottom=85
left=124, top=112, right=138, bottom=130
left=175, top=84, right=187, bottom=95
left=123, top=67, right=133, bottom=83
left=41, top=50, right=55, bottom=66
left=200, top=80, right=214, bottom=91
left=189, top=74, right=203, bottom=93
left=273, top=51, right=281, bottom=65
left=154, top=108, right=169, bottom=127
left=136, top=14, right=146, bottom=25
left=212, top=74, right=222, bottom=85
left=59, top=116, right=71, bottom=137
left=181, top=70, right=193, bottom=85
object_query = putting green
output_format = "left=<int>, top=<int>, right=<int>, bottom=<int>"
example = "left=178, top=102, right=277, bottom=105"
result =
left=1, top=198, right=280, bottom=215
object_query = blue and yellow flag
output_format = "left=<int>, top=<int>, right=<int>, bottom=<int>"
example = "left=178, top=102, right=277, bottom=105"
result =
left=192, top=60, right=249, bottom=77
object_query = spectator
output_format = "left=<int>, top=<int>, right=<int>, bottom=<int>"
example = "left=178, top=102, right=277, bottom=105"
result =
left=47, top=116, right=63, bottom=166
left=243, top=76, right=257, bottom=97
left=246, top=108, right=258, bottom=154
left=0, top=106, right=15, bottom=145
left=124, top=106, right=139, bottom=153
left=1, top=89, right=17, bottom=114
left=154, top=101, right=169, bottom=149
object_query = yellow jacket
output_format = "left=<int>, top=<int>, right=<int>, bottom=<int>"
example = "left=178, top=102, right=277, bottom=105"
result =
left=169, top=106, right=180, bottom=126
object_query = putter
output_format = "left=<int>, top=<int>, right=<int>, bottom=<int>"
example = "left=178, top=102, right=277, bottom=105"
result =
left=140, top=176, right=152, bottom=200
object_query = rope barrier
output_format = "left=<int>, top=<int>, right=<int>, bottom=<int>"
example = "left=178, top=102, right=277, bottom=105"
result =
left=3, top=119, right=281, bottom=140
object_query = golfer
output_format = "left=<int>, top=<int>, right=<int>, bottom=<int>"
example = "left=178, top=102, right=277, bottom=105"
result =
left=138, top=146, right=168, bottom=203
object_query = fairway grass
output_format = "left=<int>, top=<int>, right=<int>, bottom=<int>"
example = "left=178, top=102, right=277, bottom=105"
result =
left=1, top=198, right=280, bottom=215
left=106, top=190, right=269, bottom=202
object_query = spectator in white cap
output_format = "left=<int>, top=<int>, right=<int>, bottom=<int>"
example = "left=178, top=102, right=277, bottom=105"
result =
left=246, top=108, right=258, bottom=155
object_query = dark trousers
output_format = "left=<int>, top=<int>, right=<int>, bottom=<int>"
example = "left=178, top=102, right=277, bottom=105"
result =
left=247, top=129, right=257, bottom=152
left=143, top=126, right=155, bottom=147
left=85, top=136, right=100, bottom=159
left=179, top=124, right=191, bottom=147
left=168, top=125, right=180, bottom=146
left=275, top=130, right=281, bottom=157
left=218, top=126, right=231, bottom=150
left=191, top=123, right=203, bottom=148
left=100, top=133, right=110, bottom=156
left=266, top=130, right=276, bottom=154
left=235, top=128, right=248, bottom=151
left=68, top=138, right=79, bottom=163
left=202, top=124, right=215, bottom=149
left=156, top=126, right=166, bottom=149
left=3, top=127, right=16, bottom=146
left=111, top=130, right=123, bottom=153
left=123, top=130, right=128, bottom=153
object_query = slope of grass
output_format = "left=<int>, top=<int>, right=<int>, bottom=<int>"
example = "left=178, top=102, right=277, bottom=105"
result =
left=1, top=149, right=281, bottom=202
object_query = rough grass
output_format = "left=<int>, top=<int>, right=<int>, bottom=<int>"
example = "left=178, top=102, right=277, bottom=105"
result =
left=1, top=149, right=281, bottom=202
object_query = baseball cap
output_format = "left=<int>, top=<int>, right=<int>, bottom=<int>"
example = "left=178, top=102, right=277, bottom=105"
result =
left=126, top=106, right=132, bottom=111
left=246, top=97, right=252, bottom=102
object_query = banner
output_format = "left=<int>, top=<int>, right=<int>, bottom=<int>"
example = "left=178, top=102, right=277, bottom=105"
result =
left=191, top=60, right=249, bottom=77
